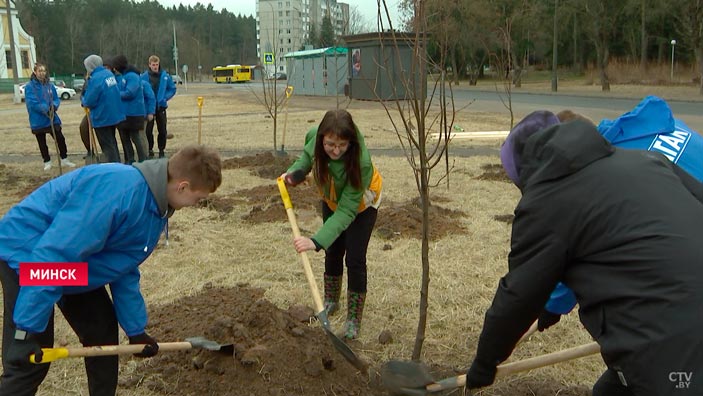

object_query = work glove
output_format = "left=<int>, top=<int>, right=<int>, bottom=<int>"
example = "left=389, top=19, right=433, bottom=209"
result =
left=6, top=334, right=43, bottom=367
left=128, top=332, right=159, bottom=358
left=283, top=169, right=306, bottom=186
left=537, top=310, right=561, bottom=332
left=465, top=357, right=497, bottom=390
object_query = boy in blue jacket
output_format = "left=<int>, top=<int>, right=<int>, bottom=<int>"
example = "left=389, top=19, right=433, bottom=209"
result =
left=141, top=55, right=176, bottom=158
left=0, top=145, right=222, bottom=396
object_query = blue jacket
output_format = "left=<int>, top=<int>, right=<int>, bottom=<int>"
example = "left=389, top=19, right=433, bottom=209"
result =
left=81, top=65, right=125, bottom=128
left=140, top=69, right=176, bottom=109
left=24, top=75, right=61, bottom=130
left=142, top=80, right=156, bottom=116
left=0, top=160, right=172, bottom=336
left=547, top=95, right=703, bottom=315
left=117, top=68, right=145, bottom=117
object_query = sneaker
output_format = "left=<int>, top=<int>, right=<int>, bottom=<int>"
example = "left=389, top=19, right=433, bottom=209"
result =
left=148, top=151, right=155, bottom=159
left=158, top=151, right=165, bottom=158
left=61, top=158, right=76, bottom=168
left=43, top=161, right=52, bottom=171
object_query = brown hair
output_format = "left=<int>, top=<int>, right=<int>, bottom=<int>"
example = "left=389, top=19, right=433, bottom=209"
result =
left=313, top=109, right=362, bottom=190
left=148, top=55, right=160, bottom=64
left=556, top=110, right=595, bottom=126
left=168, top=145, right=222, bottom=192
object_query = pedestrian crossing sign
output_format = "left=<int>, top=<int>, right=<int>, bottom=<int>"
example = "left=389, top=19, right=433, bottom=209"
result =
left=264, top=53, right=274, bottom=64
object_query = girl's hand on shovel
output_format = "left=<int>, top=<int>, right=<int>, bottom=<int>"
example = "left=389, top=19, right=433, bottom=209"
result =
left=128, top=332, right=159, bottom=358
left=293, top=236, right=316, bottom=253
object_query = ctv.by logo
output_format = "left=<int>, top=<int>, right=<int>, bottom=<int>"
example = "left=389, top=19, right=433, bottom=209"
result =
left=669, top=372, right=692, bottom=389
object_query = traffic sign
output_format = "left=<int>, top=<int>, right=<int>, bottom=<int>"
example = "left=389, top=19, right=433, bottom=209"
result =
left=264, top=52, right=274, bottom=64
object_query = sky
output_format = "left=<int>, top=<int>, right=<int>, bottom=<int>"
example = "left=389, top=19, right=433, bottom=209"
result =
left=154, top=0, right=403, bottom=29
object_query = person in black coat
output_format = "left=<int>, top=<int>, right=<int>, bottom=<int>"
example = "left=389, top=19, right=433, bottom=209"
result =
left=466, top=111, right=703, bottom=396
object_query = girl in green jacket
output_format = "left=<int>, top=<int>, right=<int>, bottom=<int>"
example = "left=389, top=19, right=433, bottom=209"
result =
left=283, top=109, right=382, bottom=340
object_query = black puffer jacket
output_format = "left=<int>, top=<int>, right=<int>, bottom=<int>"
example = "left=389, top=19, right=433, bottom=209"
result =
left=473, top=120, right=703, bottom=395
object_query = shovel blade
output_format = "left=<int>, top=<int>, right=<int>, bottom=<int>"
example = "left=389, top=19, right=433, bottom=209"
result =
left=381, top=360, right=436, bottom=395
left=185, top=337, right=234, bottom=355
left=316, top=310, right=369, bottom=372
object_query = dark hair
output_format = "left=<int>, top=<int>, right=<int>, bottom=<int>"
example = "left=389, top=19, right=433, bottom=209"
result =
left=313, top=109, right=362, bottom=189
left=111, top=54, right=128, bottom=73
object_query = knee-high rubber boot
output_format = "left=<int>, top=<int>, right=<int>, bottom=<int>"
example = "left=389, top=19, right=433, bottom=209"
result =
left=323, top=274, right=342, bottom=316
left=341, top=291, right=366, bottom=340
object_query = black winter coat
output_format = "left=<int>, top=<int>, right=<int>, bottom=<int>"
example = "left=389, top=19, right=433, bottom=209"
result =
left=473, top=120, right=703, bottom=395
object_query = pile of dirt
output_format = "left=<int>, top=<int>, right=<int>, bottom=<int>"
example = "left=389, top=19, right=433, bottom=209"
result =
left=121, top=284, right=386, bottom=396
left=474, top=163, right=511, bottom=183
left=223, top=152, right=295, bottom=179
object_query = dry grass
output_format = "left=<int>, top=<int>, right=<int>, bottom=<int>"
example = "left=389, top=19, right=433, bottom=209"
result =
left=0, top=84, right=609, bottom=396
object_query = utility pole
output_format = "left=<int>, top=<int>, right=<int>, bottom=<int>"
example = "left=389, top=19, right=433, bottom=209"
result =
left=551, top=0, right=558, bottom=92
left=173, top=22, right=179, bottom=78
left=5, top=0, right=20, bottom=102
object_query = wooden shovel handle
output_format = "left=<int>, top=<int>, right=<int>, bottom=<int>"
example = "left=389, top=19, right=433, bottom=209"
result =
left=427, top=341, right=600, bottom=392
left=31, top=341, right=193, bottom=363
left=277, top=177, right=325, bottom=313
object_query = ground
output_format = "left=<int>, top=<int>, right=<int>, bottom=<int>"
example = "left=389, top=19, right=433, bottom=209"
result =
left=2, top=80, right=663, bottom=395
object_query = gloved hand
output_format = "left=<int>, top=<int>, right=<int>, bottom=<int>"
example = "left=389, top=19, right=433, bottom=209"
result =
left=6, top=335, right=43, bottom=367
left=47, top=105, right=55, bottom=119
left=537, top=310, right=561, bottom=332
left=128, top=332, right=159, bottom=358
left=283, top=169, right=306, bottom=186
left=465, top=357, right=497, bottom=390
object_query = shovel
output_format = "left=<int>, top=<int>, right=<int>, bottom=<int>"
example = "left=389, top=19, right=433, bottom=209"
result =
left=381, top=341, right=600, bottom=395
left=276, top=177, right=369, bottom=373
left=30, top=336, right=234, bottom=364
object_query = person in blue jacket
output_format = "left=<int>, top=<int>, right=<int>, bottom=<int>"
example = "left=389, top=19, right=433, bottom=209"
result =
left=81, top=54, right=124, bottom=163
left=141, top=55, right=176, bottom=158
left=536, top=96, right=703, bottom=332
left=0, top=145, right=222, bottom=396
left=24, top=63, right=76, bottom=171
left=112, top=55, right=147, bottom=164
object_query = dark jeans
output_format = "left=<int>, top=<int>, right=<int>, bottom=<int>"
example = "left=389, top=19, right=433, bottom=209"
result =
left=32, top=125, right=68, bottom=162
left=118, top=116, right=147, bottom=164
left=322, top=203, right=377, bottom=293
left=0, top=260, right=119, bottom=396
left=94, top=125, right=121, bottom=163
left=145, top=108, right=168, bottom=154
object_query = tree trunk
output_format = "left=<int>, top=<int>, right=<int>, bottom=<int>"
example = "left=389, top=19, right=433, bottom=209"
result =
left=639, top=0, right=647, bottom=71
left=598, top=45, right=610, bottom=91
left=696, top=47, right=703, bottom=95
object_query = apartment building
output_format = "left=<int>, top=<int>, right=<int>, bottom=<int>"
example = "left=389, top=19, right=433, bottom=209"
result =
left=256, top=0, right=349, bottom=75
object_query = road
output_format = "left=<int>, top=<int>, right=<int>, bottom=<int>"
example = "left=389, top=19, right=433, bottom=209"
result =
left=451, top=88, right=703, bottom=132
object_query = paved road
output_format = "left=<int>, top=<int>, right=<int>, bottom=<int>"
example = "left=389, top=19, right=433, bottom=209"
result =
left=452, top=88, right=703, bottom=132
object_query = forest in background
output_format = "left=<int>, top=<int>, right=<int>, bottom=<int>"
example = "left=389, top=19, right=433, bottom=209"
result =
left=15, top=0, right=257, bottom=76
left=397, top=0, right=703, bottom=92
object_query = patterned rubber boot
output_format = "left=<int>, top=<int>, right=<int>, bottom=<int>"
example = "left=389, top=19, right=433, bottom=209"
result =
left=341, top=291, right=366, bottom=340
left=323, top=274, right=342, bottom=316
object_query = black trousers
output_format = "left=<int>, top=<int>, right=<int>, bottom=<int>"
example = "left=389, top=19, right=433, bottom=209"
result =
left=322, top=203, right=377, bottom=293
left=0, top=260, right=119, bottom=396
left=593, top=369, right=635, bottom=396
left=33, top=125, right=68, bottom=163
left=145, top=107, right=168, bottom=154
left=93, top=125, right=121, bottom=163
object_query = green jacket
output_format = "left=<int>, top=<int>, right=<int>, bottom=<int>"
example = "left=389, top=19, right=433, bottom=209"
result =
left=288, top=126, right=382, bottom=249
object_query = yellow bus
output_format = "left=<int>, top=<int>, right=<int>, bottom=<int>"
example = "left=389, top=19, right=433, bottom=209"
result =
left=212, top=65, right=252, bottom=83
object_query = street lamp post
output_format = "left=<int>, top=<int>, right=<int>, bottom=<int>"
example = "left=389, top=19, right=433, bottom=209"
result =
left=192, top=37, right=201, bottom=82
left=670, top=39, right=677, bottom=81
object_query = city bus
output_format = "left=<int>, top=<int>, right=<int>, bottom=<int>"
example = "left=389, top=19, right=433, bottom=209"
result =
left=212, top=65, right=252, bottom=83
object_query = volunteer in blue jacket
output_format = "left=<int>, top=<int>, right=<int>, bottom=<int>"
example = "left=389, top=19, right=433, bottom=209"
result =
left=24, top=63, right=76, bottom=171
left=0, top=145, right=222, bottom=396
left=112, top=55, right=147, bottom=164
left=141, top=55, right=176, bottom=158
left=81, top=54, right=124, bottom=163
